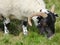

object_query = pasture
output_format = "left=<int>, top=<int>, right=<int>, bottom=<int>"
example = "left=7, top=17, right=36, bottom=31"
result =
left=0, top=0, right=60, bottom=45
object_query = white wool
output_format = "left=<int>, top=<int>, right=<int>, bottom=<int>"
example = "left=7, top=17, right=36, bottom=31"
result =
left=0, top=0, right=11, bottom=16
left=0, top=0, right=46, bottom=20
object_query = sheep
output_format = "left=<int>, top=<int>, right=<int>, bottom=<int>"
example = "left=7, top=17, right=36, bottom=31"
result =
left=0, top=0, right=46, bottom=35
left=28, top=5, right=58, bottom=39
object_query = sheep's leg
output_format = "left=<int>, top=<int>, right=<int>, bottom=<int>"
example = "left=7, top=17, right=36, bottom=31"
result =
left=22, top=20, right=28, bottom=35
left=3, top=18, right=10, bottom=34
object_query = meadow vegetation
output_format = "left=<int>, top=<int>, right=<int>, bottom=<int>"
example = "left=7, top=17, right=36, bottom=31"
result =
left=0, top=0, right=60, bottom=45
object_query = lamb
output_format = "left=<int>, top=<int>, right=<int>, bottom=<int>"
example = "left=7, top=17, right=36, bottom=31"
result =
left=0, top=0, right=46, bottom=35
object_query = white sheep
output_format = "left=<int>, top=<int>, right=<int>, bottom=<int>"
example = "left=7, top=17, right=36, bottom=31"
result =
left=0, top=0, right=46, bottom=35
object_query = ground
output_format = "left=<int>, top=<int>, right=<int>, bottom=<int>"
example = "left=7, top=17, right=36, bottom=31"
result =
left=0, top=0, right=60, bottom=45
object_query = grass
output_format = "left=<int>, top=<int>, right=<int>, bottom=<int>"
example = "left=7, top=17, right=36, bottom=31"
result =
left=0, top=0, right=60, bottom=45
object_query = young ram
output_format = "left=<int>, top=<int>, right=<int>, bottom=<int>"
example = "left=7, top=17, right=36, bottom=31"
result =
left=0, top=0, right=46, bottom=35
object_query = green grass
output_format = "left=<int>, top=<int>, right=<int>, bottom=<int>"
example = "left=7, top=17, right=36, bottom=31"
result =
left=0, top=0, right=60, bottom=45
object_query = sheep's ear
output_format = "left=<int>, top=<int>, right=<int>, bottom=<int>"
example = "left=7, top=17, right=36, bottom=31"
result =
left=50, top=5, right=55, bottom=13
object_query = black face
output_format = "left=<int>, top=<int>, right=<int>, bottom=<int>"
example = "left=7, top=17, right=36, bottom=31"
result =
left=37, top=10, right=58, bottom=38
left=46, top=11, right=56, bottom=23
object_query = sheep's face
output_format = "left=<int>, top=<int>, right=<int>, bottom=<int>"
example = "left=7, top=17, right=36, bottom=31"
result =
left=35, top=6, right=58, bottom=38
left=37, top=10, right=58, bottom=37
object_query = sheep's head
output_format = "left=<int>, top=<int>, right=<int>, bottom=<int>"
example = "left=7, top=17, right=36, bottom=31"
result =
left=28, top=5, right=58, bottom=26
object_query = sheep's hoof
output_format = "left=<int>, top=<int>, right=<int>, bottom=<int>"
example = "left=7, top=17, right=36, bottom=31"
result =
left=4, top=30, right=9, bottom=34
left=23, top=31, right=28, bottom=36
